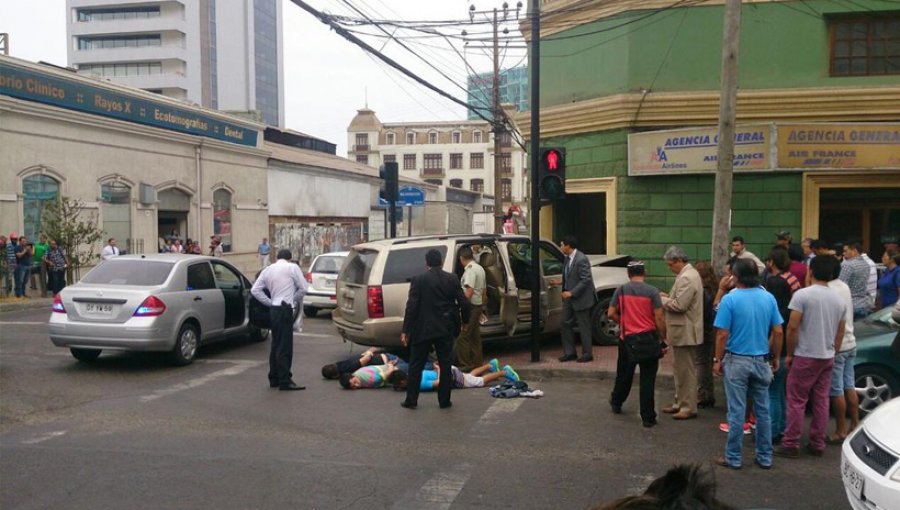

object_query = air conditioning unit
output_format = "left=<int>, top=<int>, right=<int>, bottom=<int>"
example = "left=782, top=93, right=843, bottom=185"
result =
left=139, top=183, right=157, bottom=205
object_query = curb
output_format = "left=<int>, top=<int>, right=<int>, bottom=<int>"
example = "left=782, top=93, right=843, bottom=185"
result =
left=516, top=367, right=676, bottom=389
left=0, top=298, right=53, bottom=313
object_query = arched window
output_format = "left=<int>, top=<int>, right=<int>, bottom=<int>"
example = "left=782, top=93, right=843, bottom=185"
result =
left=501, top=178, right=512, bottom=201
left=425, top=179, right=443, bottom=186
left=213, top=189, right=232, bottom=253
left=470, top=179, right=484, bottom=193
left=101, top=181, right=132, bottom=252
left=449, top=179, right=463, bottom=188
left=22, top=174, right=60, bottom=240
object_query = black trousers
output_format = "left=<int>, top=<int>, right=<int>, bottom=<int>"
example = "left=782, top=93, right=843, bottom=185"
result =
left=47, top=269, right=66, bottom=295
left=610, top=341, right=659, bottom=422
left=268, top=304, right=294, bottom=386
left=405, top=335, right=453, bottom=406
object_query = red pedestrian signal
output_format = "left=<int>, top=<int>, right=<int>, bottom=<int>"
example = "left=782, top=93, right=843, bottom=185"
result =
left=539, top=147, right=566, bottom=200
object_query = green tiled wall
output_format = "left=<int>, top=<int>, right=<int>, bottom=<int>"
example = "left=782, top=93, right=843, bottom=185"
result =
left=547, top=129, right=803, bottom=289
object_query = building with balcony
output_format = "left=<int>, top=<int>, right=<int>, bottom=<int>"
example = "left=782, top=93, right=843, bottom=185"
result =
left=66, top=0, right=284, bottom=126
left=523, top=0, right=900, bottom=283
left=347, top=108, right=527, bottom=209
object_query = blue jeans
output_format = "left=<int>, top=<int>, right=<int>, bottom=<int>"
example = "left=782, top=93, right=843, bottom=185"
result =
left=768, top=355, right=787, bottom=440
left=14, top=264, right=31, bottom=297
left=723, top=353, right=774, bottom=467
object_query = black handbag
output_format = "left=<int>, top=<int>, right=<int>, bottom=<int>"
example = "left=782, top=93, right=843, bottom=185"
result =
left=618, top=284, right=662, bottom=363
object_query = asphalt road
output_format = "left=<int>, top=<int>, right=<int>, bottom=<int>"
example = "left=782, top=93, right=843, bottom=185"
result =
left=1, top=306, right=849, bottom=509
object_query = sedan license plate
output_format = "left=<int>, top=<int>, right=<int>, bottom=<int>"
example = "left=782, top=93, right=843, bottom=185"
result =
left=85, top=303, right=113, bottom=314
left=841, top=458, right=864, bottom=501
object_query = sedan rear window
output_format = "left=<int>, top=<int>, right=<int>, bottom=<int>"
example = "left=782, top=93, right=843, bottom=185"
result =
left=81, top=260, right=173, bottom=286
left=312, top=256, right=345, bottom=274
left=383, top=246, right=447, bottom=285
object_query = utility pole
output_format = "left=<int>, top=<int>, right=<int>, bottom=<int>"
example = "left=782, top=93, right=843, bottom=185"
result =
left=711, top=0, right=741, bottom=275
left=492, top=7, right=505, bottom=234
left=528, top=0, right=541, bottom=362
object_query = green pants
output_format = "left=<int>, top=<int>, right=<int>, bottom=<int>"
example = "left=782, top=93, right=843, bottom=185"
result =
left=453, top=305, right=484, bottom=372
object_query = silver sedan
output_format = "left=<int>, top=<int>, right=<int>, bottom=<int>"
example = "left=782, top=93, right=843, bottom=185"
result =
left=49, top=254, right=268, bottom=365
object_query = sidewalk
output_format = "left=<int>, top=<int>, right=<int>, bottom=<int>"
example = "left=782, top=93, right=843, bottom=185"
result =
left=0, top=295, right=53, bottom=313
left=488, top=339, right=675, bottom=385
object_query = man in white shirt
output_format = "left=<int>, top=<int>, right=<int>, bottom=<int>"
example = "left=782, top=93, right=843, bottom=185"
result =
left=251, top=249, right=308, bottom=391
left=101, top=238, right=119, bottom=260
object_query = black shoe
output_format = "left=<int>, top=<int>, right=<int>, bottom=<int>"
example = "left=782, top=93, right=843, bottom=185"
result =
left=439, top=402, right=453, bottom=409
left=698, top=399, right=716, bottom=409
left=269, top=381, right=278, bottom=388
left=401, top=401, right=417, bottom=409
left=609, top=397, right=622, bottom=414
left=279, top=382, right=305, bottom=391
left=558, top=354, right=577, bottom=362
left=642, top=419, right=658, bottom=428
left=576, top=355, right=593, bottom=363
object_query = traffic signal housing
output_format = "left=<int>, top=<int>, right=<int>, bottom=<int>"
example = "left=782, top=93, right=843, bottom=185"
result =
left=539, top=147, right=566, bottom=200
left=380, top=162, right=399, bottom=202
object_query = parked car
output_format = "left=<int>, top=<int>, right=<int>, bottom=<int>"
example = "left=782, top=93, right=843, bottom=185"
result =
left=303, top=251, right=348, bottom=318
left=841, top=396, right=900, bottom=510
left=854, top=307, right=900, bottom=415
left=49, top=254, right=267, bottom=365
left=331, top=234, right=629, bottom=348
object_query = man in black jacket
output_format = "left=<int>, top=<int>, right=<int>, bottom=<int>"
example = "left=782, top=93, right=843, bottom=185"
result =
left=401, top=249, right=471, bottom=409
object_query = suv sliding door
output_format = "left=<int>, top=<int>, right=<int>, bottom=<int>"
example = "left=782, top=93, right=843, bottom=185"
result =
left=539, top=241, right=565, bottom=332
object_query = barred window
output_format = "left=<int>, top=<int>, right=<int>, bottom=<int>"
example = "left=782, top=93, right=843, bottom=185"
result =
left=450, top=153, right=463, bottom=169
left=830, top=15, right=900, bottom=76
left=470, top=152, right=484, bottom=169
left=403, top=154, right=416, bottom=170
left=424, top=154, right=443, bottom=170
left=470, top=179, right=484, bottom=192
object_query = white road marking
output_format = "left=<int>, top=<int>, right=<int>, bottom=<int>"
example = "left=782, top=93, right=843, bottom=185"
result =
left=393, top=463, right=473, bottom=510
left=474, top=398, right=524, bottom=427
left=0, top=321, right=48, bottom=325
left=21, top=430, right=67, bottom=445
left=139, top=360, right=262, bottom=402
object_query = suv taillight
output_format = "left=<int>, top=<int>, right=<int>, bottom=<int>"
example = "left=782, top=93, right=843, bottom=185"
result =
left=134, top=296, right=166, bottom=317
left=305, top=272, right=312, bottom=283
left=52, top=294, right=66, bottom=313
left=367, top=286, right=384, bottom=318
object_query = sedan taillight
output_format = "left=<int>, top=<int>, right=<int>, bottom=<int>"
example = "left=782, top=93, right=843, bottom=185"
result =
left=134, top=296, right=166, bottom=317
left=367, top=286, right=384, bottom=318
left=52, top=294, right=66, bottom=313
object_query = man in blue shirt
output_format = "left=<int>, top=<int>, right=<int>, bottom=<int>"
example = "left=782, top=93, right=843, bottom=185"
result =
left=257, top=238, right=271, bottom=269
left=713, top=259, right=784, bottom=470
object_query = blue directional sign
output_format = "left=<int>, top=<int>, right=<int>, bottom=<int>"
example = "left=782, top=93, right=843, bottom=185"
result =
left=398, top=186, right=425, bottom=207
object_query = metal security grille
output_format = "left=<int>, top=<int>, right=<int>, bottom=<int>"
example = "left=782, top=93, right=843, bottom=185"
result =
left=850, top=429, right=898, bottom=476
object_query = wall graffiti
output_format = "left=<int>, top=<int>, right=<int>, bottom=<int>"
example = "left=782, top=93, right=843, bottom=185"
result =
left=272, top=222, right=363, bottom=267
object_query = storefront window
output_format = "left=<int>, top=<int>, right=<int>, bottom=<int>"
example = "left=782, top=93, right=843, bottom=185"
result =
left=101, top=182, right=132, bottom=252
left=23, top=175, right=60, bottom=240
left=213, top=189, right=232, bottom=253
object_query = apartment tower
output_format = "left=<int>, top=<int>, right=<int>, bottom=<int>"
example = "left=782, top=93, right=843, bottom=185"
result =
left=66, top=0, right=284, bottom=126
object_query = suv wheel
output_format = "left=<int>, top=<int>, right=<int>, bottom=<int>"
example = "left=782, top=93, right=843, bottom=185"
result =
left=303, top=306, right=318, bottom=318
left=591, top=296, right=618, bottom=346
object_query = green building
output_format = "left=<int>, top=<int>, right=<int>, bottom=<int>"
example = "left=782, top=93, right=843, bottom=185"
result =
left=523, top=0, right=900, bottom=286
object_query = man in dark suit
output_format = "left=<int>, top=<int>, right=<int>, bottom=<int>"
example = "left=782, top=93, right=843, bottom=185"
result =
left=400, top=249, right=471, bottom=409
left=557, top=236, right=598, bottom=362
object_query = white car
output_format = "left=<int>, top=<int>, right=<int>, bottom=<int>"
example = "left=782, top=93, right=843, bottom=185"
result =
left=841, top=397, right=900, bottom=510
left=303, top=251, right=348, bottom=318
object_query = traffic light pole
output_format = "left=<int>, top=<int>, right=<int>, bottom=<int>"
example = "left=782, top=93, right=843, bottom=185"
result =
left=528, top=0, right=541, bottom=363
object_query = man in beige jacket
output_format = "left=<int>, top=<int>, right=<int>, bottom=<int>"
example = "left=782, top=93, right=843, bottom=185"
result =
left=660, top=246, right=704, bottom=420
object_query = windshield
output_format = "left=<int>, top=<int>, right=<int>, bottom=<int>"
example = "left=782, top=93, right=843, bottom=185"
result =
left=81, top=260, right=173, bottom=286
left=311, top=255, right=345, bottom=274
